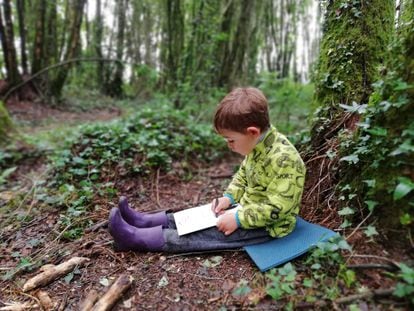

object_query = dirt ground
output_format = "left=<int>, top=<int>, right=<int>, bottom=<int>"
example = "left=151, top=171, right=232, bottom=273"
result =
left=0, top=102, right=412, bottom=310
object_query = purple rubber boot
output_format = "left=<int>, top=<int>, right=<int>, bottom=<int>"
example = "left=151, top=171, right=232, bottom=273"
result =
left=108, top=208, right=165, bottom=252
left=118, top=196, right=168, bottom=228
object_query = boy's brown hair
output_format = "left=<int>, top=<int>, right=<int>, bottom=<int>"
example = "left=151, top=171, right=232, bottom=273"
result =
left=214, top=87, right=270, bottom=133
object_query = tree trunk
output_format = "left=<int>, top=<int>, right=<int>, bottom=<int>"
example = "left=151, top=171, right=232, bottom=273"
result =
left=228, top=0, right=256, bottom=87
left=311, top=0, right=395, bottom=146
left=49, top=0, right=87, bottom=100
left=16, top=0, right=29, bottom=75
left=216, top=0, right=236, bottom=88
left=31, top=0, right=47, bottom=74
left=1, top=0, right=22, bottom=86
left=342, top=0, right=414, bottom=233
left=109, top=0, right=127, bottom=98
left=94, top=0, right=104, bottom=87
left=303, top=0, right=396, bottom=226
left=247, top=0, right=265, bottom=81
left=163, top=0, right=184, bottom=94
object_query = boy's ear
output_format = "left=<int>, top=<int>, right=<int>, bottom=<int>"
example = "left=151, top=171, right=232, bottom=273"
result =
left=246, top=127, right=261, bottom=137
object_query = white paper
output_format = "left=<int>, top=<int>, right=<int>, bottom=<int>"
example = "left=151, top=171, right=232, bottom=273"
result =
left=174, top=203, right=239, bottom=236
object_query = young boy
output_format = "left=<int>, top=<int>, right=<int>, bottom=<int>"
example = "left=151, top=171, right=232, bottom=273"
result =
left=108, top=87, right=306, bottom=252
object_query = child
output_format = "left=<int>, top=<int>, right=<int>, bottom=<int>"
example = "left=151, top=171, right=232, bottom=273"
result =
left=108, top=87, right=306, bottom=252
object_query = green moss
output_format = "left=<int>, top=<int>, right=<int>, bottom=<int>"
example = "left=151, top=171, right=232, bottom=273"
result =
left=339, top=1, right=414, bottom=233
left=0, top=101, right=14, bottom=146
left=314, top=0, right=394, bottom=109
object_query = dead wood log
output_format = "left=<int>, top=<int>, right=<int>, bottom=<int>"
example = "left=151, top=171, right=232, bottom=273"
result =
left=22, top=257, right=89, bottom=292
left=79, top=290, right=99, bottom=311
left=91, top=274, right=134, bottom=311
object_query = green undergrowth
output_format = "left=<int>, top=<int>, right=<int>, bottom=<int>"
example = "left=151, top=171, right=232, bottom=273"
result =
left=45, top=105, right=226, bottom=240
left=233, top=236, right=413, bottom=308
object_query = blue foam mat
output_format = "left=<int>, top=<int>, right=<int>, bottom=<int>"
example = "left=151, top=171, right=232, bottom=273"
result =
left=244, top=217, right=337, bottom=272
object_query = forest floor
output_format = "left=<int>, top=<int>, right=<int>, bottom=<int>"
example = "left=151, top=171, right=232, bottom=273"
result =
left=0, top=101, right=412, bottom=310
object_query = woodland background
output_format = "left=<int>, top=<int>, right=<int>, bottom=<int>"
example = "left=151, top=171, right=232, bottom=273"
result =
left=0, top=0, right=413, bottom=310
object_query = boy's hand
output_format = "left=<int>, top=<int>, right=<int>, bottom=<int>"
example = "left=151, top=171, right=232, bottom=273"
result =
left=217, top=213, right=238, bottom=235
left=211, top=196, right=231, bottom=216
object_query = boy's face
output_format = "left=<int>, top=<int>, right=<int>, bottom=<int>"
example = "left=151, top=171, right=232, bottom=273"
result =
left=219, top=128, right=260, bottom=156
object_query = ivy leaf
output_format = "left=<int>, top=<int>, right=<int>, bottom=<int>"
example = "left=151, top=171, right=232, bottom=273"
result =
left=233, top=280, right=251, bottom=296
left=393, top=177, right=414, bottom=201
left=0, top=166, right=17, bottom=185
left=338, top=207, right=355, bottom=216
left=393, top=81, right=411, bottom=91
left=340, top=154, right=359, bottom=164
left=363, top=179, right=376, bottom=188
left=340, top=218, right=352, bottom=228
left=364, top=200, right=378, bottom=212
left=99, top=277, right=110, bottom=287
left=390, top=139, right=414, bottom=156
left=393, top=282, right=412, bottom=297
left=366, top=127, right=387, bottom=136
left=303, top=278, right=313, bottom=288
left=400, top=213, right=412, bottom=225
left=364, top=225, right=378, bottom=237
left=158, top=276, right=169, bottom=287
left=64, top=272, right=74, bottom=284
left=339, top=102, right=367, bottom=114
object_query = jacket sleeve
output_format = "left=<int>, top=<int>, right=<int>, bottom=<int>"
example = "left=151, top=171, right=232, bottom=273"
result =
left=224, top=158, right=248, bottom=203
left=236, top=161, right=305, bottom=237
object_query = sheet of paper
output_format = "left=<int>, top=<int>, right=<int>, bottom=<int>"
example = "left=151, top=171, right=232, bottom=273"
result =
left=174, top=204, right=240, bottom=236
left=174, top=203, right=217, bottom=236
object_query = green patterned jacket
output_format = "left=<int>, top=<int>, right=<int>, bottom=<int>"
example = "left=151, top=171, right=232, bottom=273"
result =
left=225, top=126, right=306, bottom=238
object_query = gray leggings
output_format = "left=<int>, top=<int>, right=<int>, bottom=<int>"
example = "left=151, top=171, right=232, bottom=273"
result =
left=162, top=214, right=272, bottom=253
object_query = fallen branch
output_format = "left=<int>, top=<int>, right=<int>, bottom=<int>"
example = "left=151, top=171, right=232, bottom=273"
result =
left=85, top=220, right=108, bottom=233
left=23, top=257, right=89, bottom=292
left=91, top=274, right=134, bottom=311
left=296, top=287, right=395, bottom=308
left=347, top=263, right=397, bottom=271
left=2, top=58, right=123, bottom=100
left=79, top=290, right=99, bottom=311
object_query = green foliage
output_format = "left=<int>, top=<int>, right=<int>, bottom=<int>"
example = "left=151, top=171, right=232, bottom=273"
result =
left=266, top=262, right=297, bottom=300
left=393, top=263, right=414, bottom=304
left=52, top=104, right=226, bottom=185
left=257, top=74, right=314, bottom=134
left=303, top=236, right=356, bottom=300
left=338, top=78, right=413, bottom=228
left=0, top=100, right=15, bottom=145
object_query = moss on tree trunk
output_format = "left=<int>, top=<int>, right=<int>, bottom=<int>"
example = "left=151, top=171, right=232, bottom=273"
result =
left=311, top=0, right=394, bottom=142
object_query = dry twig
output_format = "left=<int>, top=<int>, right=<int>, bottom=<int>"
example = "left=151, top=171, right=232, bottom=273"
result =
left=91, top=274, right=134, bottom=311
left=23, top=257, right=89, bottom=292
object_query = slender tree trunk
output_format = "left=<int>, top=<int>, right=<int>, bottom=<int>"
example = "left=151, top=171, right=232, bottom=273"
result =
left=143, top=2, right=153, bottom=67
left=0, top=6, right=10, bottom=79
left=228, top=0, right=255, bottom=87
left=94, top=0, right=104, bottom=87
left=58, top=0, right=70, bottom=61
left=216, top=0, right=236, bottom=87
left=1, top=0, right=21, bottom=85
left=162, top=0, right=184, bottom=100
left=45, top=2, right=58, bottom=66
left=110, top=0, right=127, bottom=97
left=31, top=0, right=47, bottom=74
left=247, top=0, right=265, bottom=81
left=49, top=0, right=87, bottom=100
left=16, top=0, right=28, bottom=75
